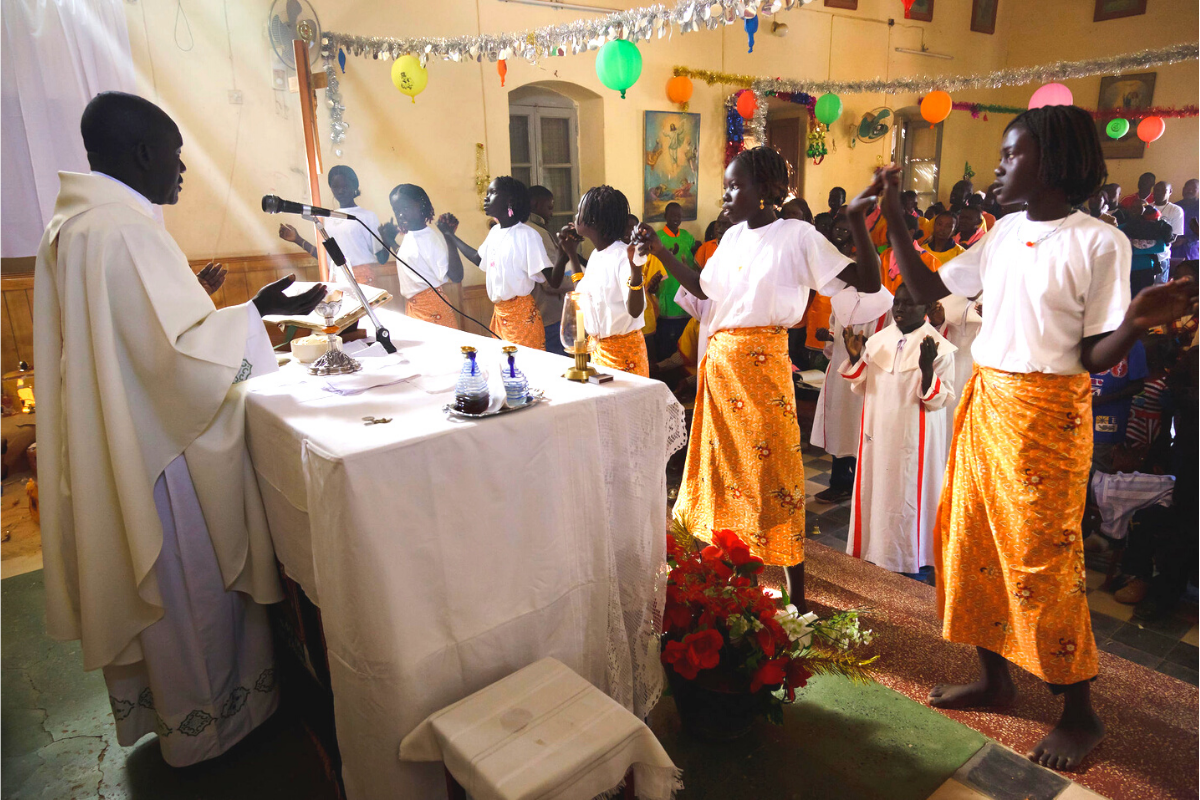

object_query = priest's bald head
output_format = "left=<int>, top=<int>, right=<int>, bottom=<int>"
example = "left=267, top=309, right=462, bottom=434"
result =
left=81, top=92, right=186, bottom=205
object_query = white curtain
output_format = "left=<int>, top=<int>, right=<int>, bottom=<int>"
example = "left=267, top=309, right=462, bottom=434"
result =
left=2, top=0, right=136, bottom=257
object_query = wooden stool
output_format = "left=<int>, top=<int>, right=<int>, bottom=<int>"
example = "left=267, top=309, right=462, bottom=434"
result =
left=400, top=658, right=680, bottom=800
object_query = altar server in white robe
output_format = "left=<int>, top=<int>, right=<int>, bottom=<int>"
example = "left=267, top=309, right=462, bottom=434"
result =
left=810, top=287, right=893, bottom=504
left=32, top=92, right=326, bottom=767
left=840, top=283, right=956, bottom=575
left=932, top=293, right=984, bottom=425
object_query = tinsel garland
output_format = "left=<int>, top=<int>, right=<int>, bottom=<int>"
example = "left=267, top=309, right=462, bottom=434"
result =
left=674, top=42, right=1198, bottom=95
left=324, top=58, right=348, bottom=156
left=952, top=101, right=1200, bottom=121
left=322, top=0, right=813, bottom=68
left=724, top=93, right=746, bottom=166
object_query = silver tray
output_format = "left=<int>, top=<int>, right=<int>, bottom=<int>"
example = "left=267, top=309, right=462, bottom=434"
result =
left=443, top=389, right=546, bottom=419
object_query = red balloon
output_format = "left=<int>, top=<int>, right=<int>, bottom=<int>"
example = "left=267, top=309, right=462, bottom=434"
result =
left=1137, top=116, right=1165, bottom=143
left=736, top=90, right=758, bottom=120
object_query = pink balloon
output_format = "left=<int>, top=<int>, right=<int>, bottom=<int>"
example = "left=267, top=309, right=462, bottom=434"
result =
left=1028, top=83, right=1074, bottom=109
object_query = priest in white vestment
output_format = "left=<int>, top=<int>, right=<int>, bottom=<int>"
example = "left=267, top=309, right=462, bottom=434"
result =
left=32, top=92, right=326, bottom=766
left=839, top=284, right=956, bottom=576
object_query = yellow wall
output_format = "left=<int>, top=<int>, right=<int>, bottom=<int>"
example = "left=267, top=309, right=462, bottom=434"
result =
left=121, top=0, right=1198, bottom=274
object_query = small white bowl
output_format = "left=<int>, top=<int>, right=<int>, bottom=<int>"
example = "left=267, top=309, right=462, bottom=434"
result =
left=291, top=334, right=341, bottom=364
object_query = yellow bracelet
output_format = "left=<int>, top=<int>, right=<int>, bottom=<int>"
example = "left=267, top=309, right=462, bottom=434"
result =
left=626, top=276, right=645, bottom=290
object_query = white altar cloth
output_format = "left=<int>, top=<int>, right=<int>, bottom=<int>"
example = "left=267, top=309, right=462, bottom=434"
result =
left=244, top=310, right=681, bottom=800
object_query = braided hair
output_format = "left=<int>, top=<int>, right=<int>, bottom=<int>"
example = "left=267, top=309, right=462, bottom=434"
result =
left=733, top=146, right=791, bottom=209
left=389, top=183, right=435, bottom=224
left=1006, top=105, right=1107, bottom=206
left=327, top=165, right=360, bottom=199
left=492, top=176, right=531, bottom=222
left=577, top=185, right=630, bottom=243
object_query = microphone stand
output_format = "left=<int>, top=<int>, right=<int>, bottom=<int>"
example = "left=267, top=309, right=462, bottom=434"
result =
left=310, top=216, right=396, bottom=354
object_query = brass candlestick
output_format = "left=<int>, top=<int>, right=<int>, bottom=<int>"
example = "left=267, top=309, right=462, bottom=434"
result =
left=560, top=283, right=598, bottom=382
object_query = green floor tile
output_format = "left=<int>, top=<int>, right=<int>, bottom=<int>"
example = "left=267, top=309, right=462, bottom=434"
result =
left=649, top=674, right=988, bottom=800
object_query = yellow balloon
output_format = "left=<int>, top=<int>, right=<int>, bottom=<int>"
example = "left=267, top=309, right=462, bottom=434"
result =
left=391, top=55, right=427, bottom=103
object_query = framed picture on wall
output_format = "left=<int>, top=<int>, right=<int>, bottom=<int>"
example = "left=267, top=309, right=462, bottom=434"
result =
left=1094, top=0, right=1147, bottom=22
left=824, top=0, right=858, bottom=9
left=1097, top=72, right=1156, bottom=159
left=970, top=0, right=998, bottom=34
left=644, top=111, right=700, bottom=223
left=906, top=0, right=934, bottom=22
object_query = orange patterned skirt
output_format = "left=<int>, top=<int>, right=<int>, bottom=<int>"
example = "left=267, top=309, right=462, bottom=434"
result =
left=674, top=326, right=805, bottom=566
left=589, top=331, right=649, bottom=377
left=936, top=365, right=1097, bottom=685
left=490, top=294, right=545, bottom=350
left=405, top=287, right=457, bottom=329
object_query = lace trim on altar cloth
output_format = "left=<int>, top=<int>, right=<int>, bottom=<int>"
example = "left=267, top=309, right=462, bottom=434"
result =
left=666, top=396, right=688, bottom=458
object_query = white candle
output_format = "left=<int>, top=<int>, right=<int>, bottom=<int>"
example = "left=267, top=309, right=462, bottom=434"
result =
left=575, top=307, right=586, bottom=348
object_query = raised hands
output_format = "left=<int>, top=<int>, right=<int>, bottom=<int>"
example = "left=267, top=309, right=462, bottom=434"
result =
left=927, top=301, right=945, bottom=328
left=379, top=218, right=400, bottom=248
left=843, top=327, right=868, bottom=363
left=196, top=261, right=227, bottom=296
left=558, top=222, right=584, bottom=257
left=627, top=222, right=655, bottom=265
left=278, top=223, right=300, bottom=243
left=847, top=168, right=888, bottom=217
left=1125, top=277, right=1199, bottom=331
left=436, top=213, right=459, bottom=236
left=251, top=274, right=327, bottom=317
left=919, top=335, right=938, bottom=374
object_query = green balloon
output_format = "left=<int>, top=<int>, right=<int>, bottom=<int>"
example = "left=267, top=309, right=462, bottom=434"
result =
left=1106, top=118, right=1130, bottom=139
left=814, top=93, right=843, bottom=127
left=595, top=40, right=642, bottom=99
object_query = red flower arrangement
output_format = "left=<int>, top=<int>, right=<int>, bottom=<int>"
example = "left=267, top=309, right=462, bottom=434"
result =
left=663, top=528, right=877, bottom=723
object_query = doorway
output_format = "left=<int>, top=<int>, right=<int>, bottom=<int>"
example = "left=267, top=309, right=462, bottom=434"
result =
left=508, top=86, right=580, bottom=232
left=765, top=104, right=805, bottom=197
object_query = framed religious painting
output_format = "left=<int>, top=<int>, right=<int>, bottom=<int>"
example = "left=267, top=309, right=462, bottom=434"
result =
left=907, top=0, right=934, bottom=22
left=1094, top=0, right=1147, bottom=22
left=970, top=0, right=998, bottom=34
left=1097, top=72, right=1155, bottom=159
left=644, top=111, right=699, bottom=222
left=824, top=0, right=858, bottom=9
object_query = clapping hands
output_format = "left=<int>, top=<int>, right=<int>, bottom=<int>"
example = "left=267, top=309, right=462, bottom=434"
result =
left=436, top=213, right=460, bottom=236
left=558, top=222, right=584, bottom=257
left=919, top=335, right=938, bottom=373
left=842, top=328, right=867, bottom=362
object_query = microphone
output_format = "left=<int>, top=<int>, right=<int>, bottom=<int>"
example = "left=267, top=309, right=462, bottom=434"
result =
left=261, top=194, right=357, bottom=220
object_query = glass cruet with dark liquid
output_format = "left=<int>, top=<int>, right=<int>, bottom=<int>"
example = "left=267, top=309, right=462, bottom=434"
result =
left=453, top=346, right=490, bottom=414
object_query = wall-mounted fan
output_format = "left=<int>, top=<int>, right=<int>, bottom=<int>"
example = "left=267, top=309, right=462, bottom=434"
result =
left=849, top=107, right=894, bottom=148
left=268, top=0, right=321, bottom=70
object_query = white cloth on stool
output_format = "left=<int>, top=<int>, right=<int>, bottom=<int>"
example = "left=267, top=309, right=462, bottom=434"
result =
left=401, top=658, right=680, bottom=800
left=102, top=454, right=279, bottom=766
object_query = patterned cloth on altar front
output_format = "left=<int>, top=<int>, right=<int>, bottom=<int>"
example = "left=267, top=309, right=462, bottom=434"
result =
left=243, top=310, right=685, bottom=800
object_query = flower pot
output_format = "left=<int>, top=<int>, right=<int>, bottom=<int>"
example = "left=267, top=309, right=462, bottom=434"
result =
left=665, top=668, right=760, bottom=742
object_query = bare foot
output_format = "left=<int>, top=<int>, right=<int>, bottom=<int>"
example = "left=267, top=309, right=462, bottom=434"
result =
left=928, top=677, right=1017, bottom=710
left=1028, top=709, right=1105, bottom=771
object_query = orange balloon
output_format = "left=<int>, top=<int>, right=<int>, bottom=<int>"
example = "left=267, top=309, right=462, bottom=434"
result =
left=736, top=90, right=758, bottom=120
left=920, top=90, right=952, bottom=126
left=666, top=75, right=694, bottom=105
left=498, top=59, right=507, bottom=87
left=1136, top=116, right=1165, bottom=143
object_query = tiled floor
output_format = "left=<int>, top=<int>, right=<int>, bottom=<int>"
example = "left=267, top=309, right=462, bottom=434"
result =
left=801, top=449, right=1200, bottom=688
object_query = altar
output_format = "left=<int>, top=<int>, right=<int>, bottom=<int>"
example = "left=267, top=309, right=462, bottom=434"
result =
left=243, top=309, right=683, bottom=800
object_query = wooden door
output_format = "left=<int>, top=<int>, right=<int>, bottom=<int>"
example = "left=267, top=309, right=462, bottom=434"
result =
left=766, top=115, right=803, bottom=196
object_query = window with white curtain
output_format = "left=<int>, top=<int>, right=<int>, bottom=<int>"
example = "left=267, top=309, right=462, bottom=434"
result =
left=509, top=88, right=579, bottom=233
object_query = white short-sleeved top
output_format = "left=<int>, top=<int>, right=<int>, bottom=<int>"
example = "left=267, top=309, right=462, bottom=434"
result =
left=395, top=225, right=451, bottom=300
left=938, top=211, right=1130, bottom=375
left=476, top=222, right=551, bottom=303
left=576, top=240, right=645, bottom=338
left=684, top=217, right=850, bottom=335
left=325, top=206, right=381, bottom=269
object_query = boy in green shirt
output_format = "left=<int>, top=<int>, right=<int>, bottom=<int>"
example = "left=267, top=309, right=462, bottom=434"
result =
left=655, top=202, right=697, bottom=354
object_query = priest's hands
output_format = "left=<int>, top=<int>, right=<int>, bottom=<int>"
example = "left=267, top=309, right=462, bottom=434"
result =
left=197, top=261, right=227, bottom=295
left=252, top=274, right=327, bottom=317
left=843, top=328, right=867, bottom=363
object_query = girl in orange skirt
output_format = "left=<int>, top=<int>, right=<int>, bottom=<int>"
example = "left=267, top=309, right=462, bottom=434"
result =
left=646, top=146, right=883, bottom=609
left=880, top=105, right=1197, bottom=771
left=386, top=184, right=461, bottom=328
left=439, top=177, right=553, bottom=349
left=549, top=186, right=649, bottom=376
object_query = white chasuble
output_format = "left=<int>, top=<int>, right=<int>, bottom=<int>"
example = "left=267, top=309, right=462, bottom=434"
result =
left=33, top=171, right=283, bottom=672
left=840, top=322, right=956, bottom=574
